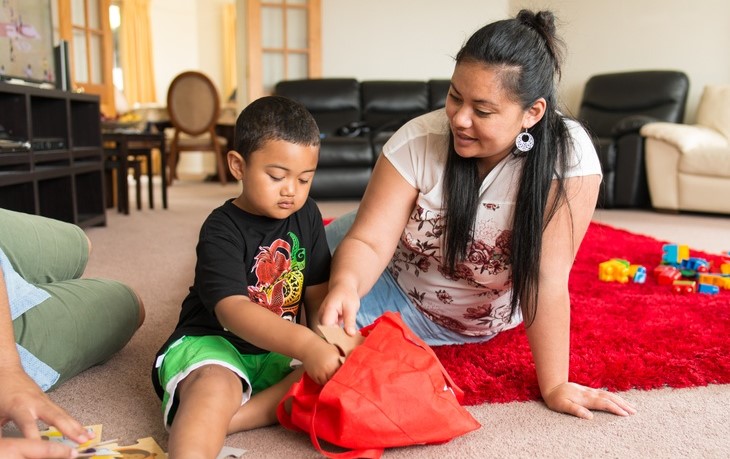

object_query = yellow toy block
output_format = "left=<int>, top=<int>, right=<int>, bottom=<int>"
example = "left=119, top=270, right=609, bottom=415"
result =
left=678, top=245, right=690, bottom=263
left=698, top=273, right=730, bottom=290
left=599, top=259, right=630, bottom=283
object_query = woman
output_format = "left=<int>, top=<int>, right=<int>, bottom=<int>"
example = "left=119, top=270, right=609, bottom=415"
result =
left=320, top=10, right=636, bottom=419
left=0, top=208, right=144, bottom=458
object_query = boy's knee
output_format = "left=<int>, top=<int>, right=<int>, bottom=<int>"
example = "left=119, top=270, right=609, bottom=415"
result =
left=180, top=365, right=243, bottom=396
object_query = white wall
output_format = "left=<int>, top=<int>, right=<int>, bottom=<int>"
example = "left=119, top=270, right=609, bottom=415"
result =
left=514, top=0, right=730, bottom=121
left=321, top=0, right=507, bottom=80
left=318, top=0, right=730, bottom=122
left=150, top=0, right=232, bottom=102
left=150, top=0, right=730, bottom=122
left=149, top=0, right=233, bottom=176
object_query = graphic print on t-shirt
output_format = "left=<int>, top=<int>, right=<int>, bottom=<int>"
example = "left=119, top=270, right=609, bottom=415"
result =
left=248, top=231, right=305, bottom=321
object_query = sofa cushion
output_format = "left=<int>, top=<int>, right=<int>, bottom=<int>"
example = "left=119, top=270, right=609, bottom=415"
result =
left=428, top=79, right=451, bottom=110
left=310, top=167, right=371, bottom=200
left=695, top=85, right=730, bottom=141
left=578, top=71, right=689, bottom=137
left=679, top=146, right=730, bottom=178
left=361, top=81, right=429, bottom=132
left=640, top=122, right=729, bottom=152
left=274, top=78, right=361, bottom=135
left=317, top=137, right=373, bottom=168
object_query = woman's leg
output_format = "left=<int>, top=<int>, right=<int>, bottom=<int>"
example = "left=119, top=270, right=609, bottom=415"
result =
left=324, top=210, right=498, bottom=346
left=13, top=279, right=142, bottom=388
left=0, top=208, right=88, bottom=283
left=324, top=210, right=357, bottom=253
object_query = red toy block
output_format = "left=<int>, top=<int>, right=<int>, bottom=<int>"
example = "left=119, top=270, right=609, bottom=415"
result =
left=655, top=265, right=681, bottom=285
left=672, top=280, right=696, bottom=294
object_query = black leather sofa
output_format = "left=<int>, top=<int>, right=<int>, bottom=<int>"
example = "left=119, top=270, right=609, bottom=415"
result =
left=577, top=70, right=689, bottom=208
left=275, top=78, right=450, bottom=199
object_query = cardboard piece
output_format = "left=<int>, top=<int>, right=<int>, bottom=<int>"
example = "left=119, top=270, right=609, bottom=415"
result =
left=317, top=324, right=365, bottom=363
left=40, top=425, right=168, bottom=458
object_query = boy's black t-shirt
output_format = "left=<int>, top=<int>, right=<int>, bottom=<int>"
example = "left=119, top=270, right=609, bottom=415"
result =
left=155, top=197, right=331, bottom=365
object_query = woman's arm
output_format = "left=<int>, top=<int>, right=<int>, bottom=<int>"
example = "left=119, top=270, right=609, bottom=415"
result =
left=319, top=155, right=418, bottom=334
left=525, top=174, right=636, bottom=418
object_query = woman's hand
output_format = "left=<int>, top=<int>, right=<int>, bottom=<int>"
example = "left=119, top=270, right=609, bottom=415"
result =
left=0, top=367, right=91, bottom=444
left=543, top=382, right=637, bottom=419
left=318, top=285, right=361, bottom=337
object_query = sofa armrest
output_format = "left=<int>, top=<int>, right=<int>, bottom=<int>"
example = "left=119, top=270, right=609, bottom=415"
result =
left=640, top=122, right=729, bottom=153
left=611, top=115, right=657, bottom=137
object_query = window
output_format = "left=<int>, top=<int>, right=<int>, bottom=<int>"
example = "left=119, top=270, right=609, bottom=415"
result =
left=109, top=1, right=122, bottom=90
left=245, top=0, right=321, bottom=101
left=54, top=0, right=114, bottom=114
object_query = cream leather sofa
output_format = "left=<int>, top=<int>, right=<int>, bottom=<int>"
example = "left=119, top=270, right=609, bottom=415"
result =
left=640, top=85, right=730, bottom=214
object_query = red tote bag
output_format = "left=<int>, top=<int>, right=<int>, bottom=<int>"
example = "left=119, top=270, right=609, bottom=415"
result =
left=277, top=311, right=481, bottom=458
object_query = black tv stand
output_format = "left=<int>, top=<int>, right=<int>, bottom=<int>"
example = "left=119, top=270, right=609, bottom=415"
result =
left=0, top=82, right=106, bottom=227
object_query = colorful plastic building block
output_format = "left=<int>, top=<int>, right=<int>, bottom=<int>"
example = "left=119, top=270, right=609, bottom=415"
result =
left=629, top=264, right=647, bottom=283
left=672, top=280, right=696, bottom=294
left=661, top=244, right=690, bottom=266
left=698, top=273, right=730, bottom=290
left=599, top=259, right=630, bottom=283
left=698, top=283, right=720, bottom=295
left=680, top=257, right=709, bottom=273
left=654, top=265, right=682, bottom=285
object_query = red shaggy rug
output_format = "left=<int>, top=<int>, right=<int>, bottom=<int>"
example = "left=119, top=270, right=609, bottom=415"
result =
left=432, top=222, right=730, bottom=406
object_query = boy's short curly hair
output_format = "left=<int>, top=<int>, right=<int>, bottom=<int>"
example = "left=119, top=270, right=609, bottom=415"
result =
left=234, top=95, right=320, bottom=159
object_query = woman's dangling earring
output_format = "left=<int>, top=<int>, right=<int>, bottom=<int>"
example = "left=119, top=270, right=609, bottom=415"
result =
left=515, top=129, right=534, bottom=153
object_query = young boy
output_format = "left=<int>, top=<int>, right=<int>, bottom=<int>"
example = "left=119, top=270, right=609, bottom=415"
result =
left=152, top=96, right=342, bottom=459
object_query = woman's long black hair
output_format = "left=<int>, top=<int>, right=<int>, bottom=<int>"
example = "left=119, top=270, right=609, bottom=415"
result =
left=441, top=10, right=573, bottom=325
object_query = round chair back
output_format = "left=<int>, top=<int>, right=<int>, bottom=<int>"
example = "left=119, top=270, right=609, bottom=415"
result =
left=166, top=71, right=221, bottom=136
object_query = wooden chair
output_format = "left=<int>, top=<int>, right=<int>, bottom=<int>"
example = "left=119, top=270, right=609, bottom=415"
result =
left=166, top=71, right=229, bottom=184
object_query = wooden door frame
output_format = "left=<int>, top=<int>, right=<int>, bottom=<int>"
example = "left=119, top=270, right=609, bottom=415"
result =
left=245, top=0, right=321, bottom=103
left=56, top=0, right=115, bottom=115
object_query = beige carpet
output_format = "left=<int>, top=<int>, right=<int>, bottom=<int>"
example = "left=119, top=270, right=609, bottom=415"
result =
left=5, top=179, right=730, bottom=458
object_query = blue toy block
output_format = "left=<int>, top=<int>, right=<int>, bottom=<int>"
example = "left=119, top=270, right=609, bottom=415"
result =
left=662, top=244, right=678, bottom=265
left=698, top=283, right=720, bottom=295
left=680, top=257, right=709, bottom=272
left=661, top=243, right=691, bottom=266
left=633, top=267, right=647, bottom=284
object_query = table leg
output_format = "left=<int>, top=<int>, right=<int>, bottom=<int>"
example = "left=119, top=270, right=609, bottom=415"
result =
left=146, top=152, right=154, bottom=209
left=159, top=138, right=168, bottom=209
left=119, top=142, right=130, bottom=215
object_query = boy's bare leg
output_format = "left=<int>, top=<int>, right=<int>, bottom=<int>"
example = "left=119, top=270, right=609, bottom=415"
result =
left=168, top=365, right=244, bottom=459
left=227, top=367, right=304, bottom=434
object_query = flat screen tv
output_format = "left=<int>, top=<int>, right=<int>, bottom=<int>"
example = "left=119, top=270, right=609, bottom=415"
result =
left=0, top=0, right=55, bottom=85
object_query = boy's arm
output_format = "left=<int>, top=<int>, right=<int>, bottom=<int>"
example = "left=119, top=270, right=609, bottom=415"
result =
left=215, top=295, right=341, bottom=384
left=303, top=282, right=328, bottom=332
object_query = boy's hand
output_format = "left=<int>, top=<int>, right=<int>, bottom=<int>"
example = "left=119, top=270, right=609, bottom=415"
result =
left=299, top=337, right=342, bottom=385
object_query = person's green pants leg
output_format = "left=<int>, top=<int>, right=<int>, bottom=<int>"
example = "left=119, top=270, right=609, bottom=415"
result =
left=1, top=208, right=140, bottom=389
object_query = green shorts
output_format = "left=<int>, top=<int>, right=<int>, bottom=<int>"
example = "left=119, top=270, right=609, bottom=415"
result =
left=1, top=208, right=140, bottom=389
left=156, top=335, right=296, bottom=428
